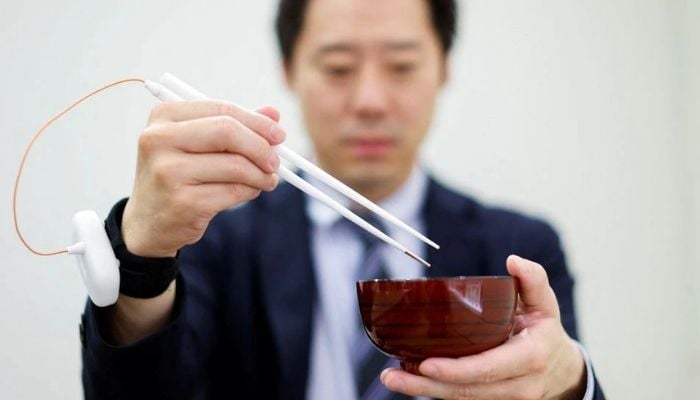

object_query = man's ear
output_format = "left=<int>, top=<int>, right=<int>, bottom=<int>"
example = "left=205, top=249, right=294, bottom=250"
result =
left=282, top=60, right=295, bottom=89
left=439, top=55, right=450, bottom=87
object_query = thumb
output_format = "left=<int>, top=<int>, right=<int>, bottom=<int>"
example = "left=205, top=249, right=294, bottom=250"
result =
left=506, top=255, right=560, bottom=318
left=255, top=106, right=281, bottom=123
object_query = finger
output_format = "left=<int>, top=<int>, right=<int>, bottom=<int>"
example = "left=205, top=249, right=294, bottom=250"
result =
left=150, top=100, right=286, bottom=144
left=382, top=367, right=542, bottom=400
left=381, top=367, right=449, bottom=398
left=418, top=329, right=538, bottom=385
left=255, top=106, right=280, bottom=123
left=181, top=153, right=279, bottom=191
left=191, top=183, right=263, bottom=213
left=462, top=375, right=544, bottom=400
left=144, top=116, right=279, bottom=173
left=506, top=255, right=559, bottom=316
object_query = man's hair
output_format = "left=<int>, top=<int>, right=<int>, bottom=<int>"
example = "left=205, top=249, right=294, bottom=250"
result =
left=275, top=0, right=458, bottom=62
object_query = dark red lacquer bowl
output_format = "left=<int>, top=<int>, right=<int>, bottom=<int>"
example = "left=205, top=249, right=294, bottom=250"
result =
left=356, top=276, right=518, bottom=374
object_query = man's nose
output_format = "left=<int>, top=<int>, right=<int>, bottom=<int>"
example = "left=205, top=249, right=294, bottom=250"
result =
left=350, top=65, right=390, bottom=120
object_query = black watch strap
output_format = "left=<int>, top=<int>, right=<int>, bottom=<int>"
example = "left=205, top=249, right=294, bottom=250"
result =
left=104, top=198, right=179, bottom=298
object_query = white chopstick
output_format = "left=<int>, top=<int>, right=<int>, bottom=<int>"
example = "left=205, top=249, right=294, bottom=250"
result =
left=272, top=145, right=439, bottom=250
left=147, top=73, right=435, bottom=267
left=159, top=73, right=439, bottom=251
left=276, top=166, right=428, bottom=266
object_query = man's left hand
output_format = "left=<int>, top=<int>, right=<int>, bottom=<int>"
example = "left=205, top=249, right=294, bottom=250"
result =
left=380, top=255, right=587, bottom=400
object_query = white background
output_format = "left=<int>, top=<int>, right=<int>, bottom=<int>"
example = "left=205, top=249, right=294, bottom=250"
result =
left=0, top=1, right=698, bottom=398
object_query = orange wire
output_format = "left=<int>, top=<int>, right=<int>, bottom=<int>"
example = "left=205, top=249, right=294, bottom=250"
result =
left=12, top=77, right=145, bottom=256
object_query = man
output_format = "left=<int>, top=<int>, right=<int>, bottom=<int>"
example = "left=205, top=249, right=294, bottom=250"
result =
left=81, top=0, right=605, bottom=399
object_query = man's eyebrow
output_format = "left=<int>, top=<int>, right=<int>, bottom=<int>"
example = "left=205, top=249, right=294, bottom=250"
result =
left=314, top=43, right=357, bottom=57
left=382, top=40, right=422, bottom=52
left=313, top=40, right=423, bottom=58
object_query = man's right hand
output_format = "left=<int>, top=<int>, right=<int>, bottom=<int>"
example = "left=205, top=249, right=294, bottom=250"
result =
left=102, top=101, right=285, bottom=346
left=122, top=100, right=285, bottom=258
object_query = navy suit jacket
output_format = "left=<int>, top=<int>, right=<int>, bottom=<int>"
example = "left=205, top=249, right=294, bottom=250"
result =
left=82, top=178, right=604, bottom=399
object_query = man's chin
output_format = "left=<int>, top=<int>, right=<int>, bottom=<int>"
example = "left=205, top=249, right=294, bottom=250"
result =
left=337, top=165, right=399, bottom=194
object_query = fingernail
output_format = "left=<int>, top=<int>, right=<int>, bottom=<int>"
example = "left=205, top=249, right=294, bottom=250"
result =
left=269, top=153, right=280, bottom=171
left=384, top=373, right=404, bottom=390
left=266, top=174, right=279, bottom=191
left=519, top=259, right=531, bottom=273
left=269, top=124, right=285, bottom=142
left=380, top=369, right=389, bottom=382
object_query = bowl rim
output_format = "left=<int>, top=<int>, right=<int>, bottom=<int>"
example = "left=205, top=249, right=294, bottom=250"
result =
left=356, top=275, right=514, bottom=284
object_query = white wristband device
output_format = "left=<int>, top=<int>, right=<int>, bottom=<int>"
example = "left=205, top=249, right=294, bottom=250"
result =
left=67, top=211, right=120, bottom=307
left=12, top=78, right=155, bottom=308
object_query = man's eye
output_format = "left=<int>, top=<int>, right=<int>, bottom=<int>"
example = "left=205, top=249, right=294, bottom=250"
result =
left=325, top=66, right=353, bottom=77
left=391, top=63, right=416, bottom=74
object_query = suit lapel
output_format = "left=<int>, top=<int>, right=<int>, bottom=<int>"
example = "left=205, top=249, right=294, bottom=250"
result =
left=424, top=178, right=488, bottom=278
left=254, top=177, right=487, bottom=398
left=257, top=183, right=317, bottom=400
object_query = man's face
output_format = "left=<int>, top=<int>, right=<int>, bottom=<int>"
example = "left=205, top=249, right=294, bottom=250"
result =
left=285, top=0, right=447, bottom=199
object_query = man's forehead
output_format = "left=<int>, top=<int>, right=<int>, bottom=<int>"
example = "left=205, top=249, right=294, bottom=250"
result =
left=299, top=0, right=434, bottom=51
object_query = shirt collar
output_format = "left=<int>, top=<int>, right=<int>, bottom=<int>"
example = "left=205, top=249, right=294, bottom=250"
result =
left=305, top=165, right=429, bottom=231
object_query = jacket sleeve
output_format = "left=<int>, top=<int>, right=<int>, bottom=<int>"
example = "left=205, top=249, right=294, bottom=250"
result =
left=517, top=219, right=606, bottom=400
left=522, top=220, right=579, bottom=339
left=81, top=274, right=205, bottom=399
left=80, top=206, right=227, bottom=399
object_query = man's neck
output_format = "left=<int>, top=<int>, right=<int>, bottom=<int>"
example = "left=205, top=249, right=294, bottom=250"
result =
left=353, top=181, right=403, bottom=204
left=305, top=164, right=429, bottom=230
left=351, top=169, right=414, bottom=204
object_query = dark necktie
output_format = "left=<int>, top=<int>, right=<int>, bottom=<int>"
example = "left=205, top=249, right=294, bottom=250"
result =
left=348, top=216, right=413, bottom=400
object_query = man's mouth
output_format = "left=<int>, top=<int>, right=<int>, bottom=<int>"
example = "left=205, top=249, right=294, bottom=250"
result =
left=344, top=137, right=396, bottom=157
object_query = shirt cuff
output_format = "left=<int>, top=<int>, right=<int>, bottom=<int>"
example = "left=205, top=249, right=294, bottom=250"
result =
left=572, top=340, right=595, bottom=400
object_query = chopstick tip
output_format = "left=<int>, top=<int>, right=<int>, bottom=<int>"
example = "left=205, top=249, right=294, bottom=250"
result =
left=405, top=250, right=431, bottom=268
